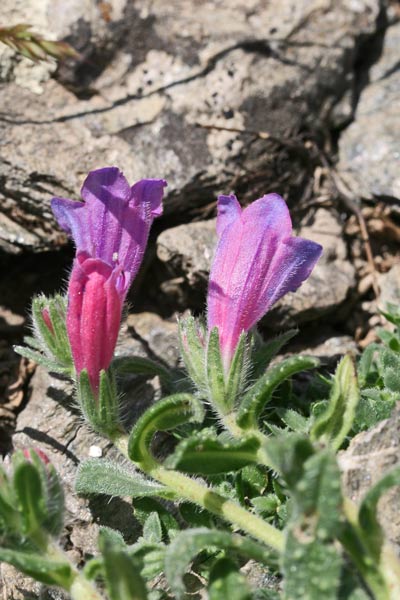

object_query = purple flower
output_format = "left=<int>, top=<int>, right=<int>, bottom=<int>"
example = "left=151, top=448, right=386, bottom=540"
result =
left=67, top=254, right=123, bottom=395
left=52, top=167, right=166, bottom=297
left=207, top=193, right=322, bottom=368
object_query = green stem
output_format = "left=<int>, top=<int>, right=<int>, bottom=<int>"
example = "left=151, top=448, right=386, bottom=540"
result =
left=115, top=437, right=284, bottom=553
left=149, top=463, right=283, bottom=552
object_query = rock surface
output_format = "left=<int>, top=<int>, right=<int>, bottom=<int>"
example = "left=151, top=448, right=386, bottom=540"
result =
left=0, top=0, right=382, bottom=252
left=338, top=19, right=400, bottom=201
left=338, top=404, right=400, bottom=550
left=378, top=263, right=400, bottom=308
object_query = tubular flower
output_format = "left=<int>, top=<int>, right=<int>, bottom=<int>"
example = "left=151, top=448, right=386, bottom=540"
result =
left=66, top=254, right=124, bottom=395
left=207, top=193, right=323, bottom=368
left=52, top=167, right=166, bottom=297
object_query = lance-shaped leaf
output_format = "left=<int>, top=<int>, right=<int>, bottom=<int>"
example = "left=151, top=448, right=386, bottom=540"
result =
left=78, top=369, right=121, bottom=437
left=267, top=435, right=343, bottom=599
left=237, top=356, right=319, bottom=429
left=13, top=462, right=46, bottom=541
left=142, top=512, right=163, bottom=544
left=26, top=450, right=64, bottom=538
left=15, top=295, right=73, bottom=375
left=46, top=294, right=73, bottom=365
left=76, top=459, right=175, bottom=499
left=207, top=327, right=228, bottom=412
left=112, top=355, right=174, bottom=391
left=165, top=528, right=277, bottom=599
left=133, top=497, right=178, bottom=538
left=225, top=332, right=250, bottom=408
left=251, top=329, right=298, bottom=378
left=13, top=344, right=66, bottom=374
left=283, top=533, right=342, bottom=600
left=311, top=354, right=360, bottom=452
left=0, top=548, right=73, bottom=588
left=99, top=530, right=148, bottom=600
left=128, top=393, right=204, bottom=464
left=208, top=557, right=252, bottom=600
left=178, top=316, right=207, bottom=389
left=0, top=465, right=19, bottom=533
left=165, top=431, right=260, bottom=474
left=358, top=465, right=400, bottom=562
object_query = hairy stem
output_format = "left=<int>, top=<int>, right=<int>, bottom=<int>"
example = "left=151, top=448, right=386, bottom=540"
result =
left=149, top=463, right=283, bottom=552
left=115, top=437, right=284, bottom=553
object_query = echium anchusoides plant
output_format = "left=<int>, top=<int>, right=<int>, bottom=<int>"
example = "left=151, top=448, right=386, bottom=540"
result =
left=10, top=167, right=400, bottom=599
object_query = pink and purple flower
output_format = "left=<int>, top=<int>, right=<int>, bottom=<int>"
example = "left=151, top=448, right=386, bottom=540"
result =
left=207, top=193, right=322, bottom=368
left=52, top=167, right=166, bottom=393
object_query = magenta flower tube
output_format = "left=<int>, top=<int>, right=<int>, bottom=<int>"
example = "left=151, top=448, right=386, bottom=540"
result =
left=67, top=253, right=123, bottom=395
left=52, top=167, right=166, bottom=297
left=207, top=193, right=323, bottom=368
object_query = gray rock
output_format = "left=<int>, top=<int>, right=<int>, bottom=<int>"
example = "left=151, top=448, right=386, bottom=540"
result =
left=338, top=404, right=400, bottom=551
left=286, top=330, right=357, bottom=364
left=125, top=311, right=179, bottom=367
left=0, top=0, right=382, bottom=252
left=156, top=208, right=357, bottom=325
left=378, top=264, right=400, bottom=309
left=157, top=219, right=216, bottom=305
left=337, top=20, right=400, bottom=201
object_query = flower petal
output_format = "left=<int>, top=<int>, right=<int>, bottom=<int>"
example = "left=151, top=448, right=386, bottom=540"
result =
left=52, top=168, right=166, bottom=297
left=67, top=255, right=122, bottom=394
left=216, top=194, right=242, bottom=237
left=131, top=178, right=167, bottom=217
left=51, top=197, right=89, bottom=251
left=260, top=236, right=323, bottom=309
left=207, top=193, right=322, bottom=366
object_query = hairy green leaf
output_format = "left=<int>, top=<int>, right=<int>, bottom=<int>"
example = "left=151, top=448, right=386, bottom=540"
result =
left=283, top=531, right=342, bottom=600
left=76, top=459, right=174, bottom=499
left=0, top=547, right=73, bottom=588
left=165, top=432, right=260, bottom=474
left=252, top=329, right=298, bottom=377
left=13, top=462, right=46, bottom=541
left=165, top=528, right=277, bottom=599
left=208, top=557, right=252, bottom=600
left=237, top=356, right=319, bottom=429
left=128, top=393, right=204, bottom=464
left=311, top=354, right=360, bottom=452
left=207, top=327, right=228, bottom=413
left=178, top=316, right=206, bottom=388
left=112, top=356, right=174, bottom=390
left=100, top=531, right=148, bottom=600
left=142, top=512, right=163, bottom=544
left=358, top=465, right=400, bottom=561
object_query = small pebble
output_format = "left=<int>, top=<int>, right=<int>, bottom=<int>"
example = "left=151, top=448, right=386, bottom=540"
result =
left=89, top=445, right=103, bottom=458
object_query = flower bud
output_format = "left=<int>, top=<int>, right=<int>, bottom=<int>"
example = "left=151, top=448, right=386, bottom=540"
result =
left=67, top=253, right=123, bottom=396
